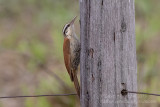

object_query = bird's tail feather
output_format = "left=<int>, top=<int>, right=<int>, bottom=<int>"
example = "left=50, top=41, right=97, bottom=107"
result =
left=72, top=70, right=80, bottom=98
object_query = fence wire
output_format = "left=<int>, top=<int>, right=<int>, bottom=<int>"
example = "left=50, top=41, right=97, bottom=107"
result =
left=1, top=90, right=160, bottom=99
left=0, top=93, right=77, bottom=99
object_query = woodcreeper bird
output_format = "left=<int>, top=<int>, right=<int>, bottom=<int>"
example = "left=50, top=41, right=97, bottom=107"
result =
left=62, top=16, right=80, bottom=98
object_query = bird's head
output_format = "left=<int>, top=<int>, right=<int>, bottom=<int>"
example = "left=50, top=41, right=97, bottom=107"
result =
left=62, top=16, right=77, bottom=38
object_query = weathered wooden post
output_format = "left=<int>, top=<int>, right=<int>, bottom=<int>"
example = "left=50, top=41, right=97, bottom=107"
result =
left=80, top=0, right=137, bottom=107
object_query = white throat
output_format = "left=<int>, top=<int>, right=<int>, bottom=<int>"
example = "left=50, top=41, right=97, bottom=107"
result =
left=67, top=35, right=71, bottom=39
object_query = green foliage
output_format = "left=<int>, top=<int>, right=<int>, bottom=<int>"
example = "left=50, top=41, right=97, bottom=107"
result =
left=25, top=98, right=51, bottom=107
left=29, top=40, right=47, bottom=63
left=135, top=1, right=160, bottom=106
left=25, top=99, right=35, bottom=107
left=51, top=30, right=63, bottom=61
left=36, top=98, right=51, bottom=107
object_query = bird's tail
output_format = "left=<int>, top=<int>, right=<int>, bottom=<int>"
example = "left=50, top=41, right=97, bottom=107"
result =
left=72, top=70, right=80, bottom=98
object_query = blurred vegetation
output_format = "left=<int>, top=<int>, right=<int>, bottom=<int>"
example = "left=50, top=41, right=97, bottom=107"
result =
left=0, top=0, right=159, bottom=107
left=135, top=0, right=160, bottom=106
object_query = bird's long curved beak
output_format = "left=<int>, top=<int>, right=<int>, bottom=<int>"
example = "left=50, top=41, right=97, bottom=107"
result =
left=69, top=16, right=77, bottom=25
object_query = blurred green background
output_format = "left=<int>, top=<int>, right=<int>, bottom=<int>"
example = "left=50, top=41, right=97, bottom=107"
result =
left=0, top=0, right=159, bottom=107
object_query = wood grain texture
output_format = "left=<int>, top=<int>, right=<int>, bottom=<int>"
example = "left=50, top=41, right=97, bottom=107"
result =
left=80, top=0, right=137, bottom=107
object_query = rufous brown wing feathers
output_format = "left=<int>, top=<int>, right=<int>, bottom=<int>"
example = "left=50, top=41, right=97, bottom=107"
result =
left=63, top=38, right=73, bottom=81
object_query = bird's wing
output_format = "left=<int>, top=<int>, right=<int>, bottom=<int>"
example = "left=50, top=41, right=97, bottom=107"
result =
left=63, top=38, right=73, bottom=81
